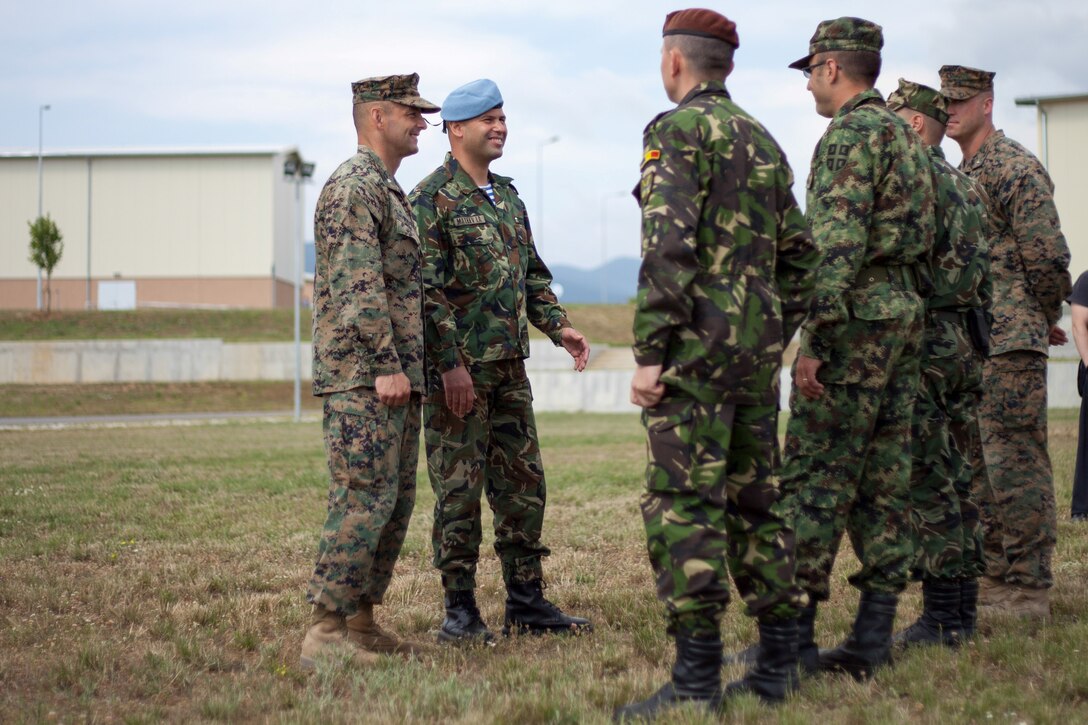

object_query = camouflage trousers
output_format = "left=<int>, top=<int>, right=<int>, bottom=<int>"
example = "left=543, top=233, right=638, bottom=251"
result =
left=307, top=389, right=421, bottom=616
left=909, top=315, right=986, bottom=581
left=641, top=397, right=805, bottom=638
left=976, top=351, right=1056, bottom=588
left=424, top=358, right=550, bottom=591
left=781, top=309, right=922, bottom=601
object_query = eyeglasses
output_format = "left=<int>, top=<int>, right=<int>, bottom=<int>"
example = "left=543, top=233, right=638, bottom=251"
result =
left=802, top=61, right=828, bottom=79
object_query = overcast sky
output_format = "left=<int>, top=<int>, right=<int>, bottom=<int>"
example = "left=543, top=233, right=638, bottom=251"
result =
left=3, top=0, right=1085, bottom=269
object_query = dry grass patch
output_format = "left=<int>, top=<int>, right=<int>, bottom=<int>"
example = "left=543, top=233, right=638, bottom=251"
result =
left=1, top=411, right=1087, bottom=723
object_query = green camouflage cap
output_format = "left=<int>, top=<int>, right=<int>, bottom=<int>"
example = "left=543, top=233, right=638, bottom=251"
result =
left=887, top=78, right=948, bottom=125
left=789, top=17, right=883, bottom=70
left=351, top=73, right=440, bottom=113
left=938, top=65, right=995, bottom=100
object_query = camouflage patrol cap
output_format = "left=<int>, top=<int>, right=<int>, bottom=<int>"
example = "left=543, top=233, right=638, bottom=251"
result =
left=887, top=78, right=948, bottom=125
left=662, top=8, right=739, bottom=48
left=939, top=65, right=995, bottom=100
left=788, top=17, right=883, bottom=70
left=351, top=73, right=440, bottom=113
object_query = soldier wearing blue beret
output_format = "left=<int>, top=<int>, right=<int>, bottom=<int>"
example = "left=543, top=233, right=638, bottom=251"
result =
left=410, top=80, right=593, bottom=644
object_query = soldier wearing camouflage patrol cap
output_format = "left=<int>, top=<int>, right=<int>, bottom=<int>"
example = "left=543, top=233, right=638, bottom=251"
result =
left=726, top=17, right=936, bottom=681
left=615, top=9, right=820, bottom=720
left=939, top=64, right=1072, bottom=619
left=886, top=78, right=993, bottom=649
left=409, top=79, right=593, bottom=646
left=301, top=73, right=439, bottom=670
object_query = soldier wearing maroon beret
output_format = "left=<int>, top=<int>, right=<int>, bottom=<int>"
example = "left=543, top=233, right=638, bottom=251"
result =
left=616, top=6, right=820, bottom=719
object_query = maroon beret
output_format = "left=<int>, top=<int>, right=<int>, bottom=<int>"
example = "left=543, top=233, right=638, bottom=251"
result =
left=663, top=8, right=739, bottom=48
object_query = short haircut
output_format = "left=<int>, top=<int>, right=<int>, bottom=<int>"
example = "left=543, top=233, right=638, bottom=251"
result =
left=665, top=34, right=735, bottom=78
left=829, top=50, right=881, bottom=86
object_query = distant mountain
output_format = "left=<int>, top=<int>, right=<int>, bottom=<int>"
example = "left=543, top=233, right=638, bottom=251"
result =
left=306, top=243, right=640, bottom=304
left=550, top=257, right=641, bottom=304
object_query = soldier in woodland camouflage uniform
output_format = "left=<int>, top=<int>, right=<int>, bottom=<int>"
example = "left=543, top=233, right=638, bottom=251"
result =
left=616, top=10, right=820, bottom=720
left=940, top=65, right=1072, bottom=619
left=737, top=18, right=936, bottom=682
left=409, top=79, right=592, bottom=645
left=301, top=74, right=440, bottom=670
left=885, top=79, right=991, bottom=648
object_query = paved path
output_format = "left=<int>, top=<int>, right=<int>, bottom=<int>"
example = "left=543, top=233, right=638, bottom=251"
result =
left=0, top=410, right=321, bottom=431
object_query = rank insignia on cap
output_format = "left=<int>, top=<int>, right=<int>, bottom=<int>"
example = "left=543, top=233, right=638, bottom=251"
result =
left=642, top=149, right=661, bottom=168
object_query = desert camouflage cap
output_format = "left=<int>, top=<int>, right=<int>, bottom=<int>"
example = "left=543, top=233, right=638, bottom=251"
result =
left=939, top=65, right=995, bottom=100
left=789, top=17, right=883, bottom=70
left=351, top=73, right=440, bottom=113
left=887, top=78, right=948, bottom=125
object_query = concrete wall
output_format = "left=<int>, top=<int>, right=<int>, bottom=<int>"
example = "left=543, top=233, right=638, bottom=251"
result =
left=1034, top=98, right=1088, bottom=279
left=0, top=339, right=1079, bottom=411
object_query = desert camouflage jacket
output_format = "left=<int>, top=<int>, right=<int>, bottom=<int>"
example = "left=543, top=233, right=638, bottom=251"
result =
left=960, top=130, right=1071, bottom=355
left=311, top=146, right=424, bottom=395
left=634, top=81, right=820, bottom=404
left=800, top=89, right=935, bottom=361
left=410, top=153, right=569, bottom=383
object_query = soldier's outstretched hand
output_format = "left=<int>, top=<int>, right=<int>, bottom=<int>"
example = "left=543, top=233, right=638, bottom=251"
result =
left=441, top=365, right=476, bottom=418
left=561, top=327, right=591, bottom=372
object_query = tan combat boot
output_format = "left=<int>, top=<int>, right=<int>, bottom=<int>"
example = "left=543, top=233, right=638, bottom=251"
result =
left=995, top=585, right=1051, bottom=620
left=300, top=604, right=381, bottom=671
left=347, top=603, right=428, bottom=658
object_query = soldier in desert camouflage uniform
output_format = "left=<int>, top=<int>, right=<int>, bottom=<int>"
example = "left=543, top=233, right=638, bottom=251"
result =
left=940, top=65, right=1072, bottom=619
left=410, top=79, right=592, bottom=645
left=741, top=17, right=935, bottom=682
left=301, top=74, right=440, bottom=670
left=615, top=10, right=820, bottom=720
left=885, top=79, right=991, bottom=648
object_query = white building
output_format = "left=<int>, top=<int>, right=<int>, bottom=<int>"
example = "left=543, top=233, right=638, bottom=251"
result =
left=1014, top=93, right=1088, bottom=280
left=0, top=147, right=312, bottom=310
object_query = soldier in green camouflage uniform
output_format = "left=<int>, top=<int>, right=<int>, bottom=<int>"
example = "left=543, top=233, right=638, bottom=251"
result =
left=886, top=79, right=992, bottom=648
left=771, top=18, right=935, bottom=681
left=301, top=74, right=440, bottom=670
left=940, top=65, right=1072, bottom=619
left=409, top=79, right=592, bottom=645
left=616, top=10, right=820, bottom=720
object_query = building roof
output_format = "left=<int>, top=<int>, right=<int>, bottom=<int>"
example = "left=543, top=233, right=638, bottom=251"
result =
left=0, top=146, right=299, bottom=160
left=1015, top=93, right=1088, bottom=107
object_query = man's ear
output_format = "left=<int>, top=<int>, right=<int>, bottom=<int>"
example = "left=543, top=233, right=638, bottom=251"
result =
left=982, top=94, right=994, bottom=115
left=667, top=47, right=683, bottom=78
left=911, top=113, right=926, bottom=134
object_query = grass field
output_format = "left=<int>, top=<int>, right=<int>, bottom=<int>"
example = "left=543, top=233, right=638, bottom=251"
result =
left=2, top=410, right=1088, bottom=723
left=0, top=305, right=636, bottom=347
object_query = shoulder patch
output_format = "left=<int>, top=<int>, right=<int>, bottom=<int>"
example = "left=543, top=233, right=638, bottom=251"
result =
left=452, top=214, right=486, bottom=226
left=642, top=149, right=661, bottom=169
left=825, top=143, right=852, bottom=171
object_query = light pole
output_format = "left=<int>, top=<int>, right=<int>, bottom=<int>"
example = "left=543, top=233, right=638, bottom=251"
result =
left=285, top=155, right=315, bottom=423
left=535, top=135, right=559, bottom=246
left=36, top=104, right=51, bottom=311
left=599, top=190, right=628, bottom=303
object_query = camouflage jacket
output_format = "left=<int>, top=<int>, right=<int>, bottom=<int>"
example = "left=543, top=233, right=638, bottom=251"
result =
left=800, top=89, right=935, bottom=361
left=959, top=130, right=1071, bottom=355
left=924, top=145, right=992, bottom=357
left=634, top=81, right=820, bottom=405
left=311, top=146, right=424, bottom=395
left=409, top=153, right=569, bottom=383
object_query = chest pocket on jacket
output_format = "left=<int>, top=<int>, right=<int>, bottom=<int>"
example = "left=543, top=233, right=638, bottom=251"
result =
left=449, top=221, right=498, bottom=286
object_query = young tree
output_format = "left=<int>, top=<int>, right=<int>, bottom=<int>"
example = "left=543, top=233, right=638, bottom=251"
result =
left=28, top=215, right=64, bottom=313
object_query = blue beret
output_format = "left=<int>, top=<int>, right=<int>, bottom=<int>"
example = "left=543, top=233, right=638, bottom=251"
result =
left=440, top=79, right=504, bottom=122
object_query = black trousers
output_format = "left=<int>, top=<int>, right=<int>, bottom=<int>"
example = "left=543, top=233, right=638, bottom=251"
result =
left=1073, top=362, right=1088, bottom=517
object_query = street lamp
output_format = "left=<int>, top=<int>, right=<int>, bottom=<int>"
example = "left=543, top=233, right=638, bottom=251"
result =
left=285, top=155, right=315, bottom=423
left=599, top=190, right=628, bottom=303
left=535, top=135, right=559, bottom=246
left=36, top=104, right=51, bottom=311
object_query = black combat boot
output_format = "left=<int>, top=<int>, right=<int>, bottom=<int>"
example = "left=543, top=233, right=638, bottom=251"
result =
left=960, top=577, right=979, bottom=640
left=721, top=617, right=799, bottom=704
left=818, top=591, right=897, bottom=680
left=892, top=579, right=963, bottom=648
left=502, top=580, right=593, bottom=636
left=723, top=603, right=819, bottom=677
left=438, top=589, right=495, bottom=645
left=613, top=635, right=722, bottom=721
